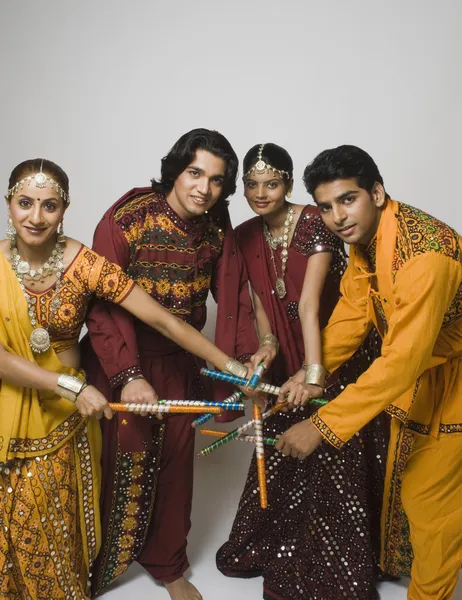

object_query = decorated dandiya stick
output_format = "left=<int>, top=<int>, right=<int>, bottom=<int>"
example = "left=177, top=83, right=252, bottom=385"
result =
left=156, top=399, right=245, bottom=410
left=238, top=434, right=278, bottom=446
left=200, top=368, right=329, bottom=407
left=109, top=403, right=223, bottom=415
left=253, top=402, right=268, bottom=509
left=191, top=391, right=244, bottom=428
left=199, top=429, right=278, bottom=446
left=198, top=401, right=288, bottom=457
left=247, top=361, right=265, bottom=390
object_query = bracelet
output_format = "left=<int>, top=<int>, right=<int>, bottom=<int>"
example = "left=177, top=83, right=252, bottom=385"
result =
left=259, top=333, right=279, bottom=352
left=122, top=374, right=145, bottom=389
left=304, top=364, right=328, bottom=388
left=76, top=382, right=88, bottom=398
left=224, top=359, right=248, bottom=379
left=55, top=374, right=87, bottom=403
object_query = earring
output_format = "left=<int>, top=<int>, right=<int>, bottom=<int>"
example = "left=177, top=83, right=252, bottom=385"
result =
left=6, top=218, right=16, bottom=245
left=57, top=221, right=65, bottom=244
left=287, top=190, right=292, bottom=199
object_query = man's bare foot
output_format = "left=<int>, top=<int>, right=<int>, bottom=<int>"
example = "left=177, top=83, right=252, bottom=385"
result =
left=164, top=576, right=203, bottom=600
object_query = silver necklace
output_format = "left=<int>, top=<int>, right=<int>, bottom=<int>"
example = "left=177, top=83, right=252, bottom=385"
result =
left=263, top=206, right=295, bottom=299
left=10, top=238, right=65, bottom=353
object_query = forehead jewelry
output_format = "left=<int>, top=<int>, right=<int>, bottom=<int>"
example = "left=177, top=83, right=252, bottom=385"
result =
left=243, top=144, right=291, bottom=181
left=5, top=159, right=70, bottom=204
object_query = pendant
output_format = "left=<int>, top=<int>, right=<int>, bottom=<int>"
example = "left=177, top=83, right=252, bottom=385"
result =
left=276, top=278, right=287, bottom=299
left=29, top=327, right=51, bottom=353
left=17, top=260, right=30, bottom=274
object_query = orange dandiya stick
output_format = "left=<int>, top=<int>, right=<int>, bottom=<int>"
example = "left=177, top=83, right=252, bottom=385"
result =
left=109, top=403, right=222, bottom=415
left=253, top=402, right=267, bottom=509
left=199, top=429, right=278, bottom=446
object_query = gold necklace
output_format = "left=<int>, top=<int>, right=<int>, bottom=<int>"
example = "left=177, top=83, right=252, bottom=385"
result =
left=263, top=206, right=294, bottom=299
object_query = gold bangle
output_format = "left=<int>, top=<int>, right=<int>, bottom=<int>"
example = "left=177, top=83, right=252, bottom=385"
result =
left=259, top=333, right=279, bottom=352
left=304, top=364, right=328, bottom=388
left=224, top=359, right=248, bottom=379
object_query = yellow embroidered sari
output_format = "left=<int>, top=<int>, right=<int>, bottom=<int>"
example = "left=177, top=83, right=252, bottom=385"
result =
left=0, top=253, right=102, bottom=599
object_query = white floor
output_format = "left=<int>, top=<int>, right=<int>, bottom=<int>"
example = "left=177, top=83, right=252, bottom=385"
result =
left=100, top=423, right=462, bottom=600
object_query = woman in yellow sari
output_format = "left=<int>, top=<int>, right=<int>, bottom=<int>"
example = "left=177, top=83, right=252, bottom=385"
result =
left=0, top=158, right=246, bottom=599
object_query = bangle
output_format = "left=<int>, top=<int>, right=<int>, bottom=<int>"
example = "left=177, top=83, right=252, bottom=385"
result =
left=304, top=364, right=328, bottom=388
left=259, top=333, right=279, bottom=352
left=122, top=374, right=145, bottom=390
left=55, top=374, right=86, bottom=403
left=224, top=359, right=248, bottom=379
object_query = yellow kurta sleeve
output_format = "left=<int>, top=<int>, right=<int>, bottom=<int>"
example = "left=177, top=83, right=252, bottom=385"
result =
left=313, top=253, right=461, bottom=448
left=322, top=266, right=373, bottom=374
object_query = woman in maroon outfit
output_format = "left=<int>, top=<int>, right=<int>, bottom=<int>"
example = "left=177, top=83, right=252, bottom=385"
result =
left=216, top=144, right=389, bottom=600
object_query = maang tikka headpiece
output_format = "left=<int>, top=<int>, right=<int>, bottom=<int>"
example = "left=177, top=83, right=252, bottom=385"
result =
left=243, top=144, right=291, bottom=181
left=5, top=159, right=70, bottom=205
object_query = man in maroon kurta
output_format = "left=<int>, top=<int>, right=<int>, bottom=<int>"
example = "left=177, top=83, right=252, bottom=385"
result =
left=83, top=129, right=258, bottom=600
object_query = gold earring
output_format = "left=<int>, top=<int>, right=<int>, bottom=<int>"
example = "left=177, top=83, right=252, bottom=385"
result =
left=287, top=190, right=292, bottom=199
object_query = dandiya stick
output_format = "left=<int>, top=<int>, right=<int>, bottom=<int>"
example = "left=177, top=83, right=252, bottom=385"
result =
left=253, top=402, right=267, bottom=509
left=198, top=402, right=288, bottom=458
left=200, top=368, right=329, bottom=407
left=191, top=391, right=244, bottom=428
left=247, top=362, right=265, bottom=390
left=156, top=399, right=245, bottom=410
left=199, top=429, right=278, bottom=446
left=109, top=403, right=223, bottom=415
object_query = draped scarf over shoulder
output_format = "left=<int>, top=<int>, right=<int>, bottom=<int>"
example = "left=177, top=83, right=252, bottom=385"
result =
left=0, top=252, right=84, bottom=464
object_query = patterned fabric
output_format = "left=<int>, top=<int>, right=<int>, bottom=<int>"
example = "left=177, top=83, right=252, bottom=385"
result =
left=217, top=333, right=388, bottom=600
left=392, top=203, right=461, bottom=327
left=27, top=246, right=134, bottom=353
left=0, top=425, right=99, bottom=599
left=114, top=192, right=224, bottom=322
left=91, top=439, right=164, bottom=595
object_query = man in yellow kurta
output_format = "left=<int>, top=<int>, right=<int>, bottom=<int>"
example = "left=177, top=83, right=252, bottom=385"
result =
left=277, top=145, right=462, bottom=599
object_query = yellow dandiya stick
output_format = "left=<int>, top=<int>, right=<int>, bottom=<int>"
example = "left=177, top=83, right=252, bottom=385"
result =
left=109, top=403, right=222, bottom=415
left=253, top=402, right=268, bottom=509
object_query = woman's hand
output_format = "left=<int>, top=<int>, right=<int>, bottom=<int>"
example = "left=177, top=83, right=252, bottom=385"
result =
left=75, top=385, right=113, bottom=420
left=120, top=377, right=162, bottom=419
left=250, top=344, right=277, bottom=371
left=277, top=369, right=324, bottom=409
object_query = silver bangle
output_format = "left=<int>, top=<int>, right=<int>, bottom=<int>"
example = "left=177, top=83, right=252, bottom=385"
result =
left=304, top=364, right=328, bottom=388
left=55, top=374, right=86, bottom=403
left=224, top=359, right=248, bottom=379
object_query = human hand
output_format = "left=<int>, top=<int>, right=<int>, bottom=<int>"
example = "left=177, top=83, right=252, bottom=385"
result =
left=120, top=377, right=162, bottom=419
left=75, top=385, right=113, bottom=420
left=277, top=369, right=323, bottom=408
left=276, top=419, right=323, bottom=459
left=250, top=344, right=277, bottom=371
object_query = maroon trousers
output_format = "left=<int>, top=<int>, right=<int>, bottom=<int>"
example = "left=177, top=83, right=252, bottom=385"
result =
left=84, top=340, right=207, bottom=593
left=137, top=410, right=195, bottom=582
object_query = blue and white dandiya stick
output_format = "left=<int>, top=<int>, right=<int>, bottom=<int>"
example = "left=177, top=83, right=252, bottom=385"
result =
left=247, top=361, right=266, bottom=390
left=191, top=391, right=244, bottom=428
left=200, top=368, right=329, bottom=407
left=156, top=399, right=245, bottom=410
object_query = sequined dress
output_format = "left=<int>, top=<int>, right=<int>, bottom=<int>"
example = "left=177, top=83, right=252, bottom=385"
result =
left=0, top=247, right=134, bottom=599
left=216, top=206, right=389, bottom=600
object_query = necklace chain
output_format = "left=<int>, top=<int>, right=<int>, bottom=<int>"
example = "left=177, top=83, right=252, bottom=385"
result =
left=10, top=238, right=65, bottom=353
left=263, top=206, right=295, bottom=299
